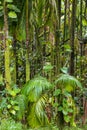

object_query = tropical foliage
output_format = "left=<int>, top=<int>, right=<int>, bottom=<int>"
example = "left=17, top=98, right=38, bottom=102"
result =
left=0, top=0, right=87, bottom=129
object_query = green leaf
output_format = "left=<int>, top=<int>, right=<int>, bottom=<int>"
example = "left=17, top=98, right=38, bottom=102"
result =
left=10, top=110, right=16, bottom=115
left=7, top=104, right=11, bottom=109
left=63, top=110, right=68, bottom=115
left=0, top=6, right=3, bottom=10
left=0, top=98, right=7, bottom=109
left=14, top=88, right=20, bottom=94
left=64, top=91, right=71, bottom=97
left=61, top=67, right=68, bottom=74
left=10, top=100, right=16, bottom=105
left=43, top=63, right=53, bottom=72
left=64, top=116, right=70, bottom=122
left=8, top=11, right=17, bottom=18
left=8, top=90, right=16, bottom=97
left=5, top=0, right=13, bottom=3
left=58, top=106, right=63, bottom=111
left=53, top=103, right=59, bottom=107
left=53, top=89, right=61, bottom=96
left=14, top=106, right=19, bottom=111
left=68, top=108, right=73, bottom=113
left=82, top=17, right=87, bottom=26
left=7, top=4, right=20, bottom=13
left=0, top=11, right=3, bottom=17
left=65, top=85, right=73, bottom=92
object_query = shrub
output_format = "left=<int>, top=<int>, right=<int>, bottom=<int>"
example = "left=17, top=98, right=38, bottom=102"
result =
left=0, top=118, right=23, bottom=130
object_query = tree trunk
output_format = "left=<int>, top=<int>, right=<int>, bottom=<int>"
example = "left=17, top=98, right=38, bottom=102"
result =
left=70, top=0, right=76, bottom=75
left=25, top=0, right=30, bottom=82
left=3, top=1, right=11, bottom=89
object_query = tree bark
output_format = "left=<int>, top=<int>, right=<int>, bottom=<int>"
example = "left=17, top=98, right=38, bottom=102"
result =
left=25, top=0, right=30, bottom=82
left=3, top=1, right=11, bottom=89
left=70, top=0, right=76, bottom=75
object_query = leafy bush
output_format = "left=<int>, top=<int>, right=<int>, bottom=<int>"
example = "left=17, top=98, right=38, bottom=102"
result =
left=0, top=118, right=23, bottom=130
left=63, top=126, right=82, bottom=130
left=0, top=86, right=27, bottom=121
left=53, top=74, right=82, bottom=126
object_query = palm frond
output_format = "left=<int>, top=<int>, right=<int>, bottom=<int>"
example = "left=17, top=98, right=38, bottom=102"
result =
left=55, top=74, right=82, bottom=92
left=16, top=94, right=27, bottom=120
left=22, top=76, right=52, bottom=102
left=21, top=76, right=52, bottom=127
left=27, top=95, right=49, bottom=128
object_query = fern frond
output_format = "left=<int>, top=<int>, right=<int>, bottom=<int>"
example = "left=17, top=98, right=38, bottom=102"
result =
left=55, top=74, right=82, bottom=92
left=27, top=95, right=49, bottom=128
left=22, top=76, right=52, bottom=102
left=16, top=94, right=27, bottom=120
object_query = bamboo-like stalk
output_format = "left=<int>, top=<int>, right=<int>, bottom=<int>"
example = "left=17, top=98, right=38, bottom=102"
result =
left=25, top=0, right=30, bottom=82
left=3, top=1, right=11, bottom=89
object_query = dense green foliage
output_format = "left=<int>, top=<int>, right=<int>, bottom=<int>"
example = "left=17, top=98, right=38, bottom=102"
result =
left=0, top=0, right=87, bottom=129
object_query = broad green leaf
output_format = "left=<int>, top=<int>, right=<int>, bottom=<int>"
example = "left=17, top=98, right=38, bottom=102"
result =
left=7, top=4, right=20, bottom=13
left=65, top=85, right=73, bottom=92
left=63, top=110, right=68, bottom=115
left=10, top=100, right=16, bottom=105
left=53, top=89, right=61, bottom=96
left=0, top=98, right=7, bottom=109
left=83, top=34, right=87, bottom=40
left=8, top=90, right=16, bottom=97
left=7, top=104, right=11, bottom=109
left=0, top=74, right=4, bottom=85
left=14, top=106, right=19, bottom=111
left=8, top=11, right=17, bottom=18
left=82, top=18, right=87, bottom=26
left=64, top=91, right=71, bottom=97
left=10, top=110, right=16, bottom=115
left=64, top=116, right=70, bottom=123
left=64, top=44, right=71, bottom=49
left=58, top=106, right=63, bottom=111
left=61, top=67, right=68, bottom=74
left=5, top=0, right=13, bottom=3
left=14, top=88, right=20, bottom=94
left=0, top=6, right=3, bottom=10
left=53, top=103, right=59, bottom=107
left=68, top=108, right=73, bottom=113
left=43, top=64, right=53, bottom=72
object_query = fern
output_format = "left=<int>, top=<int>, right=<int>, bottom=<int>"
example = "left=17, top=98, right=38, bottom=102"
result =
left=16, top=94, right=27, bottom=120
left=27, top=95, right=49, bottom=128
left=55, top=74, right=82, bottom=92
left=22, top=76, right=52, bottom=128
left=22, top=76, right=52, bottom=102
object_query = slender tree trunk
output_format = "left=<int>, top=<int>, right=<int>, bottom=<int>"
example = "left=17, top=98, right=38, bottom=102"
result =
left=70, top=0, right=76, bottom=75
left=63, top=0, right=67, bottom=41
left=42, top=26, right=47, bottom=76
left=80, top=0, right=83, bottom=77
left=62, top=0, right=67, bottom=66
left=55, top=0, right=61, bottom=75
left=25, top=0, right=30, bottom=82
left=3, top=1, right=11, bottom=89
left=55, top=1, right=64, bottom=129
